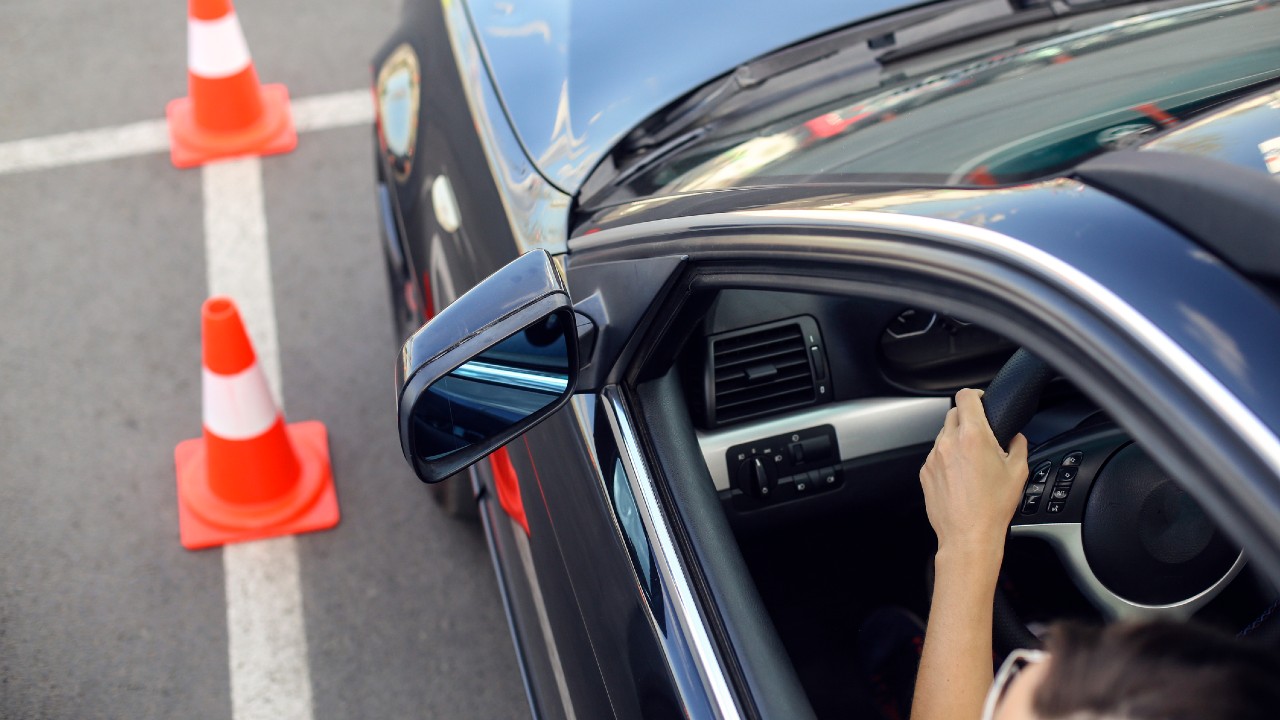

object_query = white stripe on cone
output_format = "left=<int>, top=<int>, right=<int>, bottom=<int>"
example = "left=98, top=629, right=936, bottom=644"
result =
left=189, top=13, right=252, bottom=79
left=203, top=363, right=280, bottom=440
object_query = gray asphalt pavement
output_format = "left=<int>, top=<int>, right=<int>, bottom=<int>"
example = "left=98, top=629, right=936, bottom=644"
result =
left=0, top=2, right=528, bottom=718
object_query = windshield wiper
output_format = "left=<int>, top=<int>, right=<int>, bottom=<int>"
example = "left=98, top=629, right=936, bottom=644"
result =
left=617, top=0, right=1014, bottom=156
left=876, top=0, right=1181, bottom=64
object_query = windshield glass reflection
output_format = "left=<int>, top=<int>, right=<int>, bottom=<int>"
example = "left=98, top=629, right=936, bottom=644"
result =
left=615, top=0, right=1280, bottom=197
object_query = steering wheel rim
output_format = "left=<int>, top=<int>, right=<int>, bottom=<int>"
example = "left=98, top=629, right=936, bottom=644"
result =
left=982, top=350, right=1246, bottom=656
left=981, top=349, right=1054, bottom=654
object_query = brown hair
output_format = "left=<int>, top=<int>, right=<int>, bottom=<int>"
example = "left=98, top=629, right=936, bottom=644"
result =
left=1033, top=620, right=1280, bottom=720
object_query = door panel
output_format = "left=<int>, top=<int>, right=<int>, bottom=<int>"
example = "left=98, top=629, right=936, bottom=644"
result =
left=510, top=404, right=689, bottom=719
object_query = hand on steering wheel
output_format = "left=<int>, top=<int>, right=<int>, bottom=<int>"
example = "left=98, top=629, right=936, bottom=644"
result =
left=977, top=349, right=1245, bottom=657
left=920, top=388, right=1028, bottom=570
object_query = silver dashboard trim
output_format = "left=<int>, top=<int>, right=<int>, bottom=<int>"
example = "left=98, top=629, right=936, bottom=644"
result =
left=603, top=388, right=743, bottom=720
left=1011, top=522, right=1247, bottom=621
left=697, top=397, right=950, bottom=492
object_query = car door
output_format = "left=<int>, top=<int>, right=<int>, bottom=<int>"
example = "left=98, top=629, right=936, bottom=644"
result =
left=398, top=175, right=1280, bottom=719
left=470, top=254, right=743, bottom=720
left=552, top=180, right=1280, bottom=716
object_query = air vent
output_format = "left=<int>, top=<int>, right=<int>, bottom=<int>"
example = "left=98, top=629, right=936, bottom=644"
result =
left=708, top=317, right=824, bottom=426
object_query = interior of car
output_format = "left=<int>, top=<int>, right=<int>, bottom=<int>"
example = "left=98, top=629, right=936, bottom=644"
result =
left=622, top=281, right=1277, bottom=718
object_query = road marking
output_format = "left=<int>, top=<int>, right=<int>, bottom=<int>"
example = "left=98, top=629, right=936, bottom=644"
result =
left=0, top=89, right=373, bottom=176
left=204, top=158, right=282, bottom=401
left=0, top=87, right=376, bottom=718
left=292, top=90, right=375, bottom=134
left=223, top=536, right=313, bottom=720
left=205, top=156, right=312, bottom=720
left=0, top=118, right=170, bottom=176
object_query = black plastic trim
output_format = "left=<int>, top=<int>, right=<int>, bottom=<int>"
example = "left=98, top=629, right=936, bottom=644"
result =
left=1074, top=150, right=1280, bottom=285
left=636, top=372, right=817, bottom=720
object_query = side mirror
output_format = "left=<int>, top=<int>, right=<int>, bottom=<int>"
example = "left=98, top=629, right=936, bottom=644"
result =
left=396, top=250, right=579, bottom=483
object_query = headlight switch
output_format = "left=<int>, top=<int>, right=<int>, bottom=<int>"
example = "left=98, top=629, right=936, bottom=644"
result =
left=726, top=424, right=840, bottom=506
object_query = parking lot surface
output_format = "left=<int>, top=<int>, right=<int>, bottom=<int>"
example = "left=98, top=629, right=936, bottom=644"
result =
left=0, top=1, right=528, bottom=718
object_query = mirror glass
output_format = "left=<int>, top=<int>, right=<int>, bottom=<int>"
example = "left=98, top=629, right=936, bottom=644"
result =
left=411, top=310, right=572, bottom=461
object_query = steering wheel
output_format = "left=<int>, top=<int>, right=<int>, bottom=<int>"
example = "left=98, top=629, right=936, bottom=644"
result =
left=981, top=350, right=1247, bottom=654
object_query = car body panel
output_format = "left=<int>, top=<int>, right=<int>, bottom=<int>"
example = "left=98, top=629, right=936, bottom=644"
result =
left=376, top=1, right=1280, bottom=718
left=374, top=5, right=634, bottom=718
left=374, top=0, right=572, bottom=333
left=462, top=0, right=932, bottom=193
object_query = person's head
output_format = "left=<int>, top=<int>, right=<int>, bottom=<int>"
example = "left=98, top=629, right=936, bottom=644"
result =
left=984, top=620, right=1280, bottom=720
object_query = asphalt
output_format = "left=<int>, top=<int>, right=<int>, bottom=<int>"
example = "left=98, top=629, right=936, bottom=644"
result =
left=0, top=2, right=528, bottom=718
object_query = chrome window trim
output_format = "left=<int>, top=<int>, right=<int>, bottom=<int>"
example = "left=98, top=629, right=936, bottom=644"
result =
left=602, top=387, right=743, bottom=720
left=696, top=397, right=950, bottom=492
left=1011, top=522, right=1247, bottom=621
left=734, top=208, right=1280, bottom=477
left=571, top=207, right=1280, bottom=483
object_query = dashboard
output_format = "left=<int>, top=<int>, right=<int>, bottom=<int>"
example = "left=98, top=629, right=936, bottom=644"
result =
left=682, top=289, right=1017, bottom=520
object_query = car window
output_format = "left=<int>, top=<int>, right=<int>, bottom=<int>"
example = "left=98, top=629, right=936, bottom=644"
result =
left=599, top=0, right=1280, bottom=202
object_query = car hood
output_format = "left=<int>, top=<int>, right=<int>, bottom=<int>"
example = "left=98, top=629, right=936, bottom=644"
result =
left=463, top=0, right=918, bottom=195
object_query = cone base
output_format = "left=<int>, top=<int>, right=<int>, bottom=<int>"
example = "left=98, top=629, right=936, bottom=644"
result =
left=166, top=83, right=298, bottom=169
left=175, top=420, right=339, bottom=550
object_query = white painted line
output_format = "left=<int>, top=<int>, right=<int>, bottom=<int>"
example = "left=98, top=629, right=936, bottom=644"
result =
left=204, top=157, right=283, bottom=407
left=0, top=118, right=170, bottom=175
left=0, top=89, right=374, bottom=176
left=223, top=537, right=314, bottom=720
left=204, top=156, right=314, bottom=720
left=292, top=89, right=375, bottom=133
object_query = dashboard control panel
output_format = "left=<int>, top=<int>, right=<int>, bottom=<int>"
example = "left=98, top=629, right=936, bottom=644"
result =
left=724, top=424, right=841, bottom=506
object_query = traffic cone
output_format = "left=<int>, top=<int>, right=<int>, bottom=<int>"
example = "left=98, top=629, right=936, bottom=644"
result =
left=174, top=297, right=338, bottom=549
left=165, top=0, right=297, bottom=168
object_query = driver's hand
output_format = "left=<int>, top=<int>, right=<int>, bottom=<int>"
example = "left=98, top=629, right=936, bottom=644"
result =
left=920, top=388, right=1029, bottom=567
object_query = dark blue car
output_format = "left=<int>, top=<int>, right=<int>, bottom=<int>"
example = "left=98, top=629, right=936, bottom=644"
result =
left=374, top=0, right=1280, bottom=717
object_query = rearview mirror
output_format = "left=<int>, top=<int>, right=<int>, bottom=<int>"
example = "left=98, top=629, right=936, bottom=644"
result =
left=396, top=250, right=579, bottom=483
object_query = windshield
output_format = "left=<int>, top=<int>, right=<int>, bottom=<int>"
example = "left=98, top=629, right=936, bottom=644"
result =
left=591, top=0, right=1280, bottom=205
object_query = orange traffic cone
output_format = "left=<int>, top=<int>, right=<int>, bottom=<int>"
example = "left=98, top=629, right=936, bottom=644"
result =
left=165, top=0, right=297, bottom=168
left=174, top=297, right=338, bottom=549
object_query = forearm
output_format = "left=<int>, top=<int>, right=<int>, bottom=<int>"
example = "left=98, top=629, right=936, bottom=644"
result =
left=910, top=547, right=1002, bottom=720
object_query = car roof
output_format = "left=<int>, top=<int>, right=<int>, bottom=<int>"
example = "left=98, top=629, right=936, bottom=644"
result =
left=463, top=0, right=924, bottom=195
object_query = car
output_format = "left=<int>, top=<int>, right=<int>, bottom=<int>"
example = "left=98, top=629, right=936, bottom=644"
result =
left=373, top=0, right=1280, bottom=717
